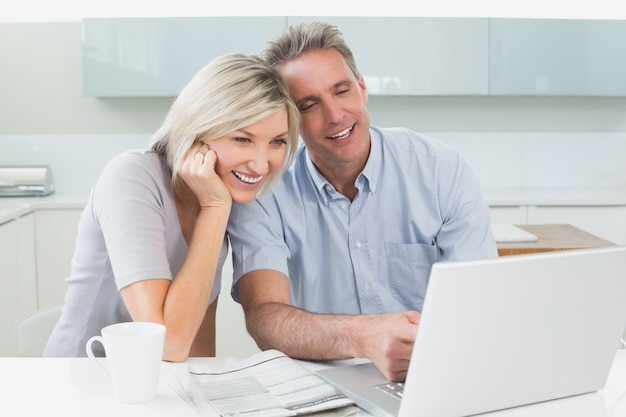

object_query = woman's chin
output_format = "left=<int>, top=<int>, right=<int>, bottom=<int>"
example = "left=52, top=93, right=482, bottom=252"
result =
left=230, top=190, right=257, bottom=205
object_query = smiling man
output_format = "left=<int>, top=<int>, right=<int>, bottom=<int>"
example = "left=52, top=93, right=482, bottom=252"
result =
left=227, top=21, right=498, bottom=382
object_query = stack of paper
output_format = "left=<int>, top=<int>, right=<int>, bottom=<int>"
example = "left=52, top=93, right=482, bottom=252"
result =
left=167, top=349, right=358, bottom=416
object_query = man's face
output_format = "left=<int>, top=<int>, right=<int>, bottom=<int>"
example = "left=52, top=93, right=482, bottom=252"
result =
left=278, top=48, right=371, bottom=175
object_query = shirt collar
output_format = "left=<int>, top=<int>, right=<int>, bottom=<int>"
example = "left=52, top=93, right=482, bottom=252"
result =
left=361, top=128, right=380, bottom=194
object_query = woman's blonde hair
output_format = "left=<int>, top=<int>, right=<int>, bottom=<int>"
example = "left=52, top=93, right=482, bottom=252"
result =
left=150, top=53, right=299, bottom=193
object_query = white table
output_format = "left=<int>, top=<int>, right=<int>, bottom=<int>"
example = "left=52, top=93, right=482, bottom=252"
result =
left=2, top=351, right=626, bottom=417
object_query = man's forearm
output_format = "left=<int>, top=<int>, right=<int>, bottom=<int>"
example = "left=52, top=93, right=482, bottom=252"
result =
left=246, top=302, right=364, bottom=360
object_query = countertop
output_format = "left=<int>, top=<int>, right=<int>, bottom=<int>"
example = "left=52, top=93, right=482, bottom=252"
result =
left=0, top=193, right=87, bottom=224
left=497, top=224, right=617, bottom=256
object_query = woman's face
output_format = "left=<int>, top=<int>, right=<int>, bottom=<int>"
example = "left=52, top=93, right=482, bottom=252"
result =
left=206, top=109, right=289, bottom=204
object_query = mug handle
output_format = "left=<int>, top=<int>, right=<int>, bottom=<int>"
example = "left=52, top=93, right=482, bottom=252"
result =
left=86, top=335, right=109, bottom=377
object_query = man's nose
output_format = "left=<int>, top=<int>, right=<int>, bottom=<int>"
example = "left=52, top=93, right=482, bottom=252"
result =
left=323, top=99, right=344, bottom=124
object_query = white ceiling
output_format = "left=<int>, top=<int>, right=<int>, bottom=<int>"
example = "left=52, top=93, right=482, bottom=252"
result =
left=2, top=0, right=626, bottom=22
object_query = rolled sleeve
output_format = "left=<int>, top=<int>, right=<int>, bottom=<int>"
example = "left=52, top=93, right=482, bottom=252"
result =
left=228, top=198, right=290, bottom=302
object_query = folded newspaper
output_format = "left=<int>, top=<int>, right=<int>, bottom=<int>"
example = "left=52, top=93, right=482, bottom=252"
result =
left=168, top=349, right=358, bottom=417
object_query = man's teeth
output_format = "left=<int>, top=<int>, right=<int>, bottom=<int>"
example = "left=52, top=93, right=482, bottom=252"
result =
left=328, top=126, right=352, bottom=139
left=233, top=170, right=262, bottom=184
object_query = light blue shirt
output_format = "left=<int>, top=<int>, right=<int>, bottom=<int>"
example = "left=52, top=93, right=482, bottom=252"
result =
left=228, top=126, right=497, bottom=315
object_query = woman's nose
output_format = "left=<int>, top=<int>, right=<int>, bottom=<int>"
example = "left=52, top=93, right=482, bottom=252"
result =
left=249, top=147, right=270, bottom=175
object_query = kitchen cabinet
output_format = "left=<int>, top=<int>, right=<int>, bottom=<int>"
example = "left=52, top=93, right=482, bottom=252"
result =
left=288, top=16, right=490, bottom=95
left=490, top=19, right=626, bottom=96
left=81, top=16, right=626, bottom=97
left=34, top=209, right=82, bottom=309
left=0, top=219, right=20, bottom=355
left=83, top=16, right=490, bottom=97
left=82, top=17, right=286, bottom=97
left=16, top=213, right=37, bottom=316
left=0, top=214, right=37, bottom=356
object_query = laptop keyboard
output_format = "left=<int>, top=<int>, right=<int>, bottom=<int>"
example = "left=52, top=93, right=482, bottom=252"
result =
left=374, top=382, right=405, bottom=400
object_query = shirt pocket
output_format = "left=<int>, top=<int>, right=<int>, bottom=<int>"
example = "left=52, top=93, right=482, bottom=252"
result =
left=385, top=242, right=439, bottom=312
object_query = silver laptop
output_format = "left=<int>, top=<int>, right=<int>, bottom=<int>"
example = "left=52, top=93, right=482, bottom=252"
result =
left=316, top=246, right=626, bottom=417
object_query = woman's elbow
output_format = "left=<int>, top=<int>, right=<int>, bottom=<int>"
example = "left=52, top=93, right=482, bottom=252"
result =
left=162, top=342, right=191, bottom=362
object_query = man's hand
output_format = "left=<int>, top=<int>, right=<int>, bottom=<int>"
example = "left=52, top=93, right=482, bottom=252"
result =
left=352, top=311, right=420, bottom=381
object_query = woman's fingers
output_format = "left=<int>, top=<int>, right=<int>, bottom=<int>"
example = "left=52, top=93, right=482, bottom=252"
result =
left=195, top=143, right=210, bottom=160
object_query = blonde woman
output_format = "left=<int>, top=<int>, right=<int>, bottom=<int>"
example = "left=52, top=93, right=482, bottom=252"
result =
left=44, top=54, right=299, bottom=361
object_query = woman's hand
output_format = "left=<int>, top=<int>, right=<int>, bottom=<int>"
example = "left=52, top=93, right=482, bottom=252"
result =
left=178, top=142, right=232, bottom=210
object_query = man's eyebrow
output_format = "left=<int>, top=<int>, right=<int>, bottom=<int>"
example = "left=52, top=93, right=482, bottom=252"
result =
left=295, top=94, right=317, bottom=107
left=333, top=79, right=352, bottom=88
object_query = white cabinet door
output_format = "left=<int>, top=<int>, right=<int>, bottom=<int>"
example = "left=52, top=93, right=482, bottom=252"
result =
left=0, top=220, right=20, bottom=355
left=16, top=213, right=37, bottom=316
left=490, top=19, right=626, bottom=96
left=82, top=17, right=286, bottom=97
left=35, top=209, right=82, bottom=309
left=288, top=17, right=489, bottom=95
left=527, top=206, right=626, bottom=245
left=1, top=213, right=37, bottom=356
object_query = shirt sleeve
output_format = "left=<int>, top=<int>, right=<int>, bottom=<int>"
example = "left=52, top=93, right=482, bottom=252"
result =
left=90, top=152, right=174, bottom=290
left=436, top=150, right=498, bottom=261
left=227, top=195, right=291, bottom=303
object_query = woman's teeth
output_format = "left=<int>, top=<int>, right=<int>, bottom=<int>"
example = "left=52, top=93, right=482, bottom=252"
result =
left=233, top=170, right=262, bottom=184
left=328, top=125, right=353, bottom=140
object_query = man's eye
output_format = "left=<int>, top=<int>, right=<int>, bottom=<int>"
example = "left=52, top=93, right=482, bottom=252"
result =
left=300, top=102, right=316, bottom=111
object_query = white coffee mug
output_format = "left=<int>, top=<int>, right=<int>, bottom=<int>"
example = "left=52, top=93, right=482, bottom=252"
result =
left=86, top=321, right=166, bottom=403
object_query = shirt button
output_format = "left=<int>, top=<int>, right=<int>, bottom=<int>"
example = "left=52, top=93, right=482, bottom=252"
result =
left=340, top=202, right=347, bottom=208
left=364, top=283, right=371, bottom=290
left=355, top=241, right=362, bottom=248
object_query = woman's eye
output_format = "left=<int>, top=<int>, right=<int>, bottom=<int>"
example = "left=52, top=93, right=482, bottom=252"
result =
left=233, top=136, right=251, bottom=143
left=271, top=138, right=287, bottom=146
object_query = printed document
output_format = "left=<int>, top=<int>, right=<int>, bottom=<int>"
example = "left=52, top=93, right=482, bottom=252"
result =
left=169, top=349, right=357, bottom=417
